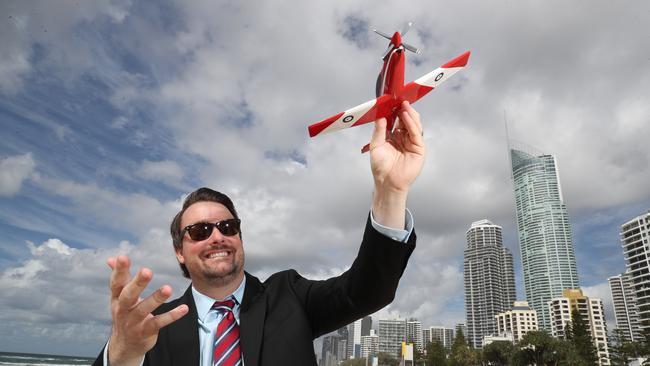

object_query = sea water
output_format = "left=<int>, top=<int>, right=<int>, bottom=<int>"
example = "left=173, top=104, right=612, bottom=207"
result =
left=0, top=352, right=94, bottom=366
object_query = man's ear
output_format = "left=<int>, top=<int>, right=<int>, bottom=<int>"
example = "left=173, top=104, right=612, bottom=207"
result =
left=174, top=246, right=185, bottom=264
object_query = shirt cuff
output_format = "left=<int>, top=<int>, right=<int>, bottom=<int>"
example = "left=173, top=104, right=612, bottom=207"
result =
left=103, top=340, right=145, bottom=366
left=370, top=208, right=414, bottom=243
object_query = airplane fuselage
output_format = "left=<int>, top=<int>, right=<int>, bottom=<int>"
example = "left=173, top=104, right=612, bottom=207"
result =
left=375, top=32, right=407, bottom=125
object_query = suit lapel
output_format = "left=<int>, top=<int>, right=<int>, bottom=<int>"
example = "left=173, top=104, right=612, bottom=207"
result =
left=168, top=286, right=200, bottom=366
left=240, top=272, right=267, bottom=366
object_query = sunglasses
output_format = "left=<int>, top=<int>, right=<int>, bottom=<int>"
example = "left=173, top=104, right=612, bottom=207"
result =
left=182, top=219, right=241, bottom=241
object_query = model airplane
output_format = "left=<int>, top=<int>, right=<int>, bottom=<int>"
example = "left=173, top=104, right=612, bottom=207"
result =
left=307, top=23, right=470, bottom=153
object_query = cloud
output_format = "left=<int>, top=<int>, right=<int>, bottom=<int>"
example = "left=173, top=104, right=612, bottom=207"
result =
left=1, top=0, right=649, bottom=356
left=0, top=233, right=189, bottom=356
left=137, top=160, right=185, bottom=187
left=0, top=51, right=30, bottom=94
left=0, top=153, right=35, bottom=196
left=0, top=1, right=135, bottom=94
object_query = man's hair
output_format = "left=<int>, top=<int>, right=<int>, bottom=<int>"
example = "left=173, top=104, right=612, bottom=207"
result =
left=170, top=187, right=240, bottom=278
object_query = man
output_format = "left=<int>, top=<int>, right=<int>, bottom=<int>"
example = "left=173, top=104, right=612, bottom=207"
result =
left=94, top=101, right=425, bottom=366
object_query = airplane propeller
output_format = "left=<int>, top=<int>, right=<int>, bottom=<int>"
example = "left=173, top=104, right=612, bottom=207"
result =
left=373, top=22, right=421, bottom=56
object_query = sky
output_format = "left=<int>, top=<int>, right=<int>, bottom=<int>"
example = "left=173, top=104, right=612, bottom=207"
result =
left=0, top=0, right=649, bottom=358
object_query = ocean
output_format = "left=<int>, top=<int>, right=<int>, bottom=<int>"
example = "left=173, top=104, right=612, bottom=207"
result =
left=0, top=352, right=95, bottom=366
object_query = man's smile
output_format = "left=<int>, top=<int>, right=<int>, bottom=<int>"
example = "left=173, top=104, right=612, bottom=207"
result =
left=203, top=249, right=233, bottom=260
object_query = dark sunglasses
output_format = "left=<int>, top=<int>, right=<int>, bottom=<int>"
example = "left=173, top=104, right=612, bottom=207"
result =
left=182, top=219, right=241, bottom=241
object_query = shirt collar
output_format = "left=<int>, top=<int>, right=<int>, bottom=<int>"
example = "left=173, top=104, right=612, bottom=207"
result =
left=192, top=276, right=246, bottom=322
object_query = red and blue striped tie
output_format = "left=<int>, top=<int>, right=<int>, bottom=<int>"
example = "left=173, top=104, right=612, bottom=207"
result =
left=211, top=299, right=241, bottom=366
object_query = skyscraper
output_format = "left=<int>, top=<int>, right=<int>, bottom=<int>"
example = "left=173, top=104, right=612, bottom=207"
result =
left=464, top=219, right=516, bottom=348
left=619, top=210, right=650, bottom=331
left=510, top=144, right=580, bottom=330
left=343, top=316, right=372, bottom=359
left=609, top=272, right=642, bottom=342
left=361, top=316, right=372, bottom=337
left=347, top=319, right=362, bottom=359
left=321, top=326, right=349, bottom=366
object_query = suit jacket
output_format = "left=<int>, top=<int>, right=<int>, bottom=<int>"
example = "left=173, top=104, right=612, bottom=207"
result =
left=93, top=217, right=416, bottom=365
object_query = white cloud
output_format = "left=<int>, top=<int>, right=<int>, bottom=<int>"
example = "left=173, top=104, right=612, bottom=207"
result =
left=0, top=1, right=136, bottom=94
left=137, top=160, right=185, bottom=187
left=0, top=153, right=35, bottom=196
left=1, top=0, right=650, bottom=356
left=27, top=238, right=72, bottom=256
left=0, top=51, right=30, bottom=94
left=0, top=233, right=190, bottom=355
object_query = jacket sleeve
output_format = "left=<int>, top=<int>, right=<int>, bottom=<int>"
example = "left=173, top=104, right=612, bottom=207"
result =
left=288, top=214, right=416, bottom=338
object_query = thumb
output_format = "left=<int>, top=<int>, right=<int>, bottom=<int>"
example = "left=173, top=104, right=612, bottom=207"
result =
left=370, top=117, right=388, bottom=150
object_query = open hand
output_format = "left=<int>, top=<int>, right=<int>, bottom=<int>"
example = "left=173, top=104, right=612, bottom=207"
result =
left=106, top=256, right=188, bottom=365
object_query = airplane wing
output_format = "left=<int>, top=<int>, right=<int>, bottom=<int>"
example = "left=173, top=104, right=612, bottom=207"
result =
left=308, top=51, right=470, bottom=138
left=308, top=94, right=395, bottom=137
left=399, top=51, right=470, bottom=104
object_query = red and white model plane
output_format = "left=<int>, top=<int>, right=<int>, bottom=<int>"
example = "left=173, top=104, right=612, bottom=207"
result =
left=308, top=24, right=470, bottom=153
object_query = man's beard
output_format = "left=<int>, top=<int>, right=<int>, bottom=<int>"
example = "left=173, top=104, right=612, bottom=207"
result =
left=202, top=258, right=243, bottom=286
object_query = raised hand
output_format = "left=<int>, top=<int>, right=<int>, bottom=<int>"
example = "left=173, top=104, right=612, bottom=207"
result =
left=106, top=256, right=188, bottom=366
left=369, top=101, right=426, bottom=228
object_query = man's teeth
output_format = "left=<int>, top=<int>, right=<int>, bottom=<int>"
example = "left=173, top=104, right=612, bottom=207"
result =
left=207, top=252, right=228, bottom=259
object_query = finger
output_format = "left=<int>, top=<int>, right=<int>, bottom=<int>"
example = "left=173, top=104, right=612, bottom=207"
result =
left=399, top=102, right=423, bottom=145
left=109, top=256, right=132, bottom=300
left=118, top=268, right=153, bottom=310
left=370, top=117, right=388, bottom=149
left=400, top=101, right=422, bottom=136
left=143, top=304, right=190, bottom=335
left=131, top=285, right=173, bottom=320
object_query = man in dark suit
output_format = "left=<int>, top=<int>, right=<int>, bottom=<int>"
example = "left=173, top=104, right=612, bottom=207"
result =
left=95, top=101, right=425, bottom=366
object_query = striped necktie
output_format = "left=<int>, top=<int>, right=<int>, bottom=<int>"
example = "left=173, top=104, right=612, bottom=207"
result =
left=211, top=299, right=242, bottom=366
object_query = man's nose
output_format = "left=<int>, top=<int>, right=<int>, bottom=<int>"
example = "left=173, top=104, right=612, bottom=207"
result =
left=207, top=225, right=226, bottom=243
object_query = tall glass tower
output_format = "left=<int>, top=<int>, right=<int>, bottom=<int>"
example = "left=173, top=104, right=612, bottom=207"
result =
left=510, top=143, right=579, bottom=331
left=464, top=219, right=516, bottom=348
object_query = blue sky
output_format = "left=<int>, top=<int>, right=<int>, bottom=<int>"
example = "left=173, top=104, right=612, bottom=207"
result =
left=1, top=0, right=649, bottom=357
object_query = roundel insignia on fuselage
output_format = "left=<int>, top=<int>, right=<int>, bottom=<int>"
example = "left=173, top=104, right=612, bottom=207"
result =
left=343, top=115, right=354, bottom=123
left=435, top=73, right=444, bottom=82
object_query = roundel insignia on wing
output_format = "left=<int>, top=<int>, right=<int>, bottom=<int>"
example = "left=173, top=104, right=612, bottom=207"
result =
left=343, top=115, right=354, bottom=123
left=435, top=73, right=444, bottom=82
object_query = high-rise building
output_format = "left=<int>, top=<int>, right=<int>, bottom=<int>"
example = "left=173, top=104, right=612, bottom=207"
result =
left=495, top=301, right=538, bottom=342
left=361, top=329, right=379, bottom=358
left=619, top=210, right=650, bottom=331
left=347, top=319, right=362, bottom=359
left=426, top=326, right=455, bottom=351
left=378, top=318, right=406, bottom=358
left=422, top=328, right=430, bottom=350
left=321, top=327, right=349, bottom=366
left=548, top=289, right=610, bottom=366
left=342, top=317, right=371, bottom=359
left=510, top=144, right=580, bottom=330
left=464, top=219, right=516, bottom=348
left=406, top=320, right=423, bottom=352
left=609, top=272, right=642, bottom=341
left=361, top=316, right=372, bottom=337
left=456, top=323, right=467, bottom=340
